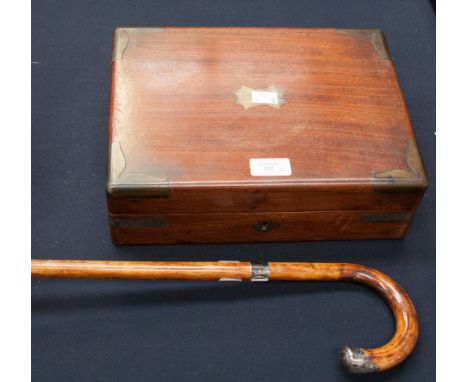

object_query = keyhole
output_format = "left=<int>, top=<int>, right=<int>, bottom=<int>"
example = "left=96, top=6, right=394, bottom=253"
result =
left=255, top=220, right=273, bottom=232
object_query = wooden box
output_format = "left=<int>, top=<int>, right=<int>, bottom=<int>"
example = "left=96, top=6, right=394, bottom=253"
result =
left=107, top=27, right=427, bottom=244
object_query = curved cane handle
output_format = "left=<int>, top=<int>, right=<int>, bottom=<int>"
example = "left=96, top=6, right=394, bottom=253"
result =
left=32, top=260, right=418, bottom=373
left=268, top=263, right=418, bottom=373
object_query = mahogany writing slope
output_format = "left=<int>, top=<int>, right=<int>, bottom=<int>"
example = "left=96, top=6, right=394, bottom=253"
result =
left=107, top=27, right=427, bottom=244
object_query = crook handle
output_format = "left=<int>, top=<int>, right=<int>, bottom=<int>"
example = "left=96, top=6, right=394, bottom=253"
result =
left=268, top=262, right=418, bottom=373
left=32, top=260, right=418, bottom=373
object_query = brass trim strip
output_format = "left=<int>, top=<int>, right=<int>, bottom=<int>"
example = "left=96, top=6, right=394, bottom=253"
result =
left=361, top=212, right=412, bottom=223
left=109, top=216, right=169, bottom=228
left=336, top=29, right=391, bottom=61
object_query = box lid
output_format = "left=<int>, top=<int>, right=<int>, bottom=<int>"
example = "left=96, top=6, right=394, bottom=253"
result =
left=107, top=27, right=427, bottom=214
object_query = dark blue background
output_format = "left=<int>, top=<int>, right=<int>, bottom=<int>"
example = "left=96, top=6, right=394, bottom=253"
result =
left=32, top=1, right=435, bottom=381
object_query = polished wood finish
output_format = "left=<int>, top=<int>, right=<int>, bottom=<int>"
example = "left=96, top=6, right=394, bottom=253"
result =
left=31, top=259, right=251, bottom=280
left=269, top=262, right=418, bottom=372
left=107, top=27, right=427, bottom=244
left=32, top=259, right=418, bottom=373
left=109, top=210, right=411, bottom=244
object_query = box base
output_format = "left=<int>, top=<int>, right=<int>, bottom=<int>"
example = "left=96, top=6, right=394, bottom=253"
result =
left=109, top=210, right=413, bottom=245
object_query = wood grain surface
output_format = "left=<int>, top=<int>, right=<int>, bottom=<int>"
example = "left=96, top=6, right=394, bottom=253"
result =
left=109, top=210, right=413, bottom=244
left=106, top=27, right=427, bottom=243
left=269, top=262, right=418, bottom=372
left=32, top=259, right=418, bottom=373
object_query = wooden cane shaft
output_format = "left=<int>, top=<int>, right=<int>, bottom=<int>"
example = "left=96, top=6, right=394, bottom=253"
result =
left=31, top=259, right=418, bottom=373
left=31, top=259, right=251, bottom=280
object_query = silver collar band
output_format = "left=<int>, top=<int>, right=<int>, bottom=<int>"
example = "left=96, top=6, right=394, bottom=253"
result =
left=250, top=262, right=270, bottom=282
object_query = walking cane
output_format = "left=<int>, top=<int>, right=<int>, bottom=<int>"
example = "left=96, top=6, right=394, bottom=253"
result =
left=32, top=259, right=418, bottom=373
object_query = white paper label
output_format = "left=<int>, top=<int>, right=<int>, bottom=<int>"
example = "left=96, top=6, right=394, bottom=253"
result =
left=249, top=158, right=292, bottom=176
left=251, top=90, right=278, bottom=105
